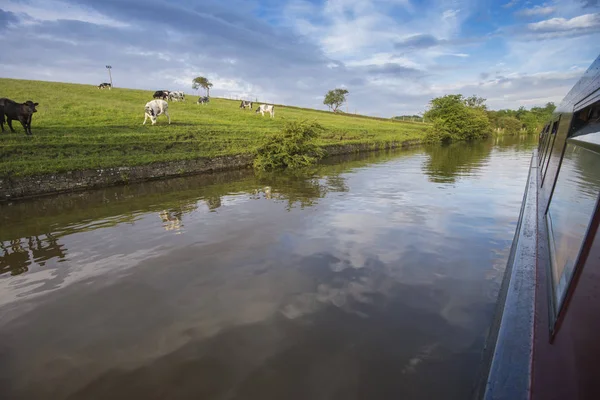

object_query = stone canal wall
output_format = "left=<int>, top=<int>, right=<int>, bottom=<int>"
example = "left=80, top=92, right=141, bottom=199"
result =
left=0, top=140, right=419, bottom=200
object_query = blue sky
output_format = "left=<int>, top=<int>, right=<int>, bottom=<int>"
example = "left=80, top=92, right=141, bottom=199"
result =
left=0, top=0, right=599, bottom=117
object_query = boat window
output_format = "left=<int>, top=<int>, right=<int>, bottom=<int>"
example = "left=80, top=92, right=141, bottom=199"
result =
left=541, top=118, right=559, bottom=168
left=542, top=134, right=557, bottom=185
left=546, top=113, right=600, bottom=314
left=539, top=124, right=549, bottom=154
left=539, top=125, right=550, bottom=165
left=540, top=124, right=547, bottom=143
left=570, top=102, right=600, bottom=138
left=551, top=119, right=559, bottom=134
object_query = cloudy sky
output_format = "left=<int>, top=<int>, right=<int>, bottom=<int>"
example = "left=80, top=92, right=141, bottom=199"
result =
left=0, top=0, right=599, bottom=117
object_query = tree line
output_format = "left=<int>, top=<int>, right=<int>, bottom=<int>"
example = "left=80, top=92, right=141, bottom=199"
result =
left=422, top=94, right=556, bottom=143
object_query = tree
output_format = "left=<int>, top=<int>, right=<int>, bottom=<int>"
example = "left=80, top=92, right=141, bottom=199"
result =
left=323, top=88, right=349, bottom=112
left=519, top=112, right=538, bottom=134
left=497, top=116, right=523, bottom=135
left=464, top=95, right=487, bottom=110
left=423, top=94, right=492, bottom=143
left=192, top=76, right=213, bottom=97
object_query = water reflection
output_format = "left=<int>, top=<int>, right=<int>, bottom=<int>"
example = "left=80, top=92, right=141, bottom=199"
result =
left=547, top=141, right=600, bottom=306
left=0, top=137, right=537, bottom=400
left=1, top=234, right=67, bottom=276
left=0, top=151, right=405, bottom=277
left=423, top=140, right=493, bottom=183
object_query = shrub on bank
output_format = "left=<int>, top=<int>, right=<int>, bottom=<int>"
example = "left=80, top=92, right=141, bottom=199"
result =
left=424, top=95, right=492, bottom=143
left=253, top=121, right=325, bottom=171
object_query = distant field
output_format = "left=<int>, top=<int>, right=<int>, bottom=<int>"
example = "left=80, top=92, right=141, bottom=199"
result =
left=0, top=78, right=430, bottom=176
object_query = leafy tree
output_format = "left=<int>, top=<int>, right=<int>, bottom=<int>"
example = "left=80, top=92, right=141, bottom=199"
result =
left=487, top=101, right=556, bottom=135
left=464, top=95, right=487, bottom=110
left=496, top=116, right=523, bottom=135
left=323, top=88, right=349, bottom=112
left=192, top=76, right=213, bottom=97
left=424, top=94, right=492, bottom=143
left=519, top=112, right=538, bottom=134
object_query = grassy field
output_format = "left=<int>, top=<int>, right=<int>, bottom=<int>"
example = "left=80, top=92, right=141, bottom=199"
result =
left=0, top=78, right=430, bottom=176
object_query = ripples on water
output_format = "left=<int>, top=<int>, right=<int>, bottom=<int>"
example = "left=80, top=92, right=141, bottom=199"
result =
left=0, top=136, right=537, bottom=399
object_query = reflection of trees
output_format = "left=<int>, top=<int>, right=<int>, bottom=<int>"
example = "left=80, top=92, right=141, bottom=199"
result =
left=325, top=175, right=350, bottom=193
left=256, top=171, right=325, bottom=210
left=205, top=196, right=222, bottom=211
left=491, top=134, right=538, bottom=153
left=423, top=141, right=493, bottom=183
left=254, top=167, right=351, bottom=210
left=567, top=144, right=600, bottom=197
left=0, top=234, right=67, bottom=276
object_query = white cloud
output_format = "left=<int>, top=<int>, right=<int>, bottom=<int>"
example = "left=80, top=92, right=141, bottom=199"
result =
left=503, top=0, right=520, bottom=8
left=442, top=9, right=460, bottom=20
left=528, top=13, right=600, bottom=31
left=345, top=52, right=422, bottom=68
left=2, top=0, right=129, bottom=28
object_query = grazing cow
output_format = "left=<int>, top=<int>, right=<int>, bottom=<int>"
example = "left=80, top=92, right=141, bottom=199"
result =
left=239, top=100, right=253, bottom=109
left=197, top=96, right=210, bottom=105
left=153, top=90, right=169, bottom=100
left=143, top=100, right=170, bottom=125
left=98, top=82, right=112, bottom=90
left=0, top=98, right=39, bottom=135
left=169, top=91, right=185, bottom=102
left=256, top=104, right=275, bottom=118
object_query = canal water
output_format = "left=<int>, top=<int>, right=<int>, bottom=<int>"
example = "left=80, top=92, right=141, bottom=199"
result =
left=0, top=136, right=537, bottom=399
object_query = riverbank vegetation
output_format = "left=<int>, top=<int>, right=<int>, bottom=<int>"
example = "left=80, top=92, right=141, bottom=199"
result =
left=254, top=121, right=325, bottom=170
left=487, top=102, right=555, bottom=135
left=0, top=79, right=430, bottom=177
left=423, top=95, right=491, bottom=143
left=423, top=94, right=555, bottom=143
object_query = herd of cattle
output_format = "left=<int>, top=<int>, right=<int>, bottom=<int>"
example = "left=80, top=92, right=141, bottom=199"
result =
left=143, top=94, right=275, bottom=125
left=0, top=85, right=277, bottom=134
left=143, top=89, right=275, bottom=125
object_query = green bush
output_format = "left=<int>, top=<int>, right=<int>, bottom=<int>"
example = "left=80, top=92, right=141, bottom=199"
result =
left=253, top=121, right=325, bottom=171
left=496, top=116, right=523, bottom=135
left=424, top=95, right=491, bottom=143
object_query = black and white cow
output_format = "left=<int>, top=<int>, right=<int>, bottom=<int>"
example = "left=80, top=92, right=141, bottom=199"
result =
left=98, top=82, right=112, bottom=90
left=143, top=100, right=170, bottom=125
left=0, top=98, right=39, bottom=135
left=169, top=91, right=185, bottom=102
left=197, top=96, right=210, bottom=105
left=239, top=100, right=253, bottom=109
left=153, top=90, right=169, bottom=100
left=255, top=104, right=275, bottom=118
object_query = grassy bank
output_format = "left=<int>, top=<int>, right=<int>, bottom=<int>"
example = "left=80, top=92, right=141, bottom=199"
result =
left=0, top=78, right=430, bottom=177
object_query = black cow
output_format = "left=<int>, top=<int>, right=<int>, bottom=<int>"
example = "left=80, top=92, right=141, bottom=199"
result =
left=239, top=100, right=253, bottom=109
left=197, top=96, right=210, bottom=105
left=98, top=82, right=112, bottom=89
left=0, top=98, right=39, bottom=135
left=153, top=90, right=169, bottom=100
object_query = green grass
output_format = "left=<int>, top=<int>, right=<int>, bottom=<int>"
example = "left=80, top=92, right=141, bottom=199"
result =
left=0, top=78, right=431, bottom=176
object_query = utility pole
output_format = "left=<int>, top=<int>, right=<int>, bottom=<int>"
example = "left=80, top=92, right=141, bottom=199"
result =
left=105, top=65, right=113, bottom=88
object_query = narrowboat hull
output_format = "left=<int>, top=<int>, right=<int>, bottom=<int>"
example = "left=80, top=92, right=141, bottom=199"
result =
left=480, top=55, right=600, bottom=400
